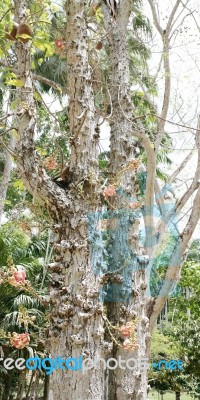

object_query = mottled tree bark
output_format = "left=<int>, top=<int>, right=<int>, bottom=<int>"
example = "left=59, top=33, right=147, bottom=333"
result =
left=0, top=133, right=16, bottom=224
left=101, top=2, right=149, bottom=399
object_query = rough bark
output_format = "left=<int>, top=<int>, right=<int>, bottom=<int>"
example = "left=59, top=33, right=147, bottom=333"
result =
left=101, top=2, right=149, bottom=399
left=13, top=0, right=103, bottom=399
left=43, top=374, right=50, bottom=400
left=0, top=133, right=16, bottom=223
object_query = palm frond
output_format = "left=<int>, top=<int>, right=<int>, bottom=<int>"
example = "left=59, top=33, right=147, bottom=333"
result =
left=13, top=294, right=39, bottom=308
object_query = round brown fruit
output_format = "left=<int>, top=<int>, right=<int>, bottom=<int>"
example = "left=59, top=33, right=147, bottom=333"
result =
left=5, top=23, right=18, bottom=40
left=96, top=41, right=103, bottom=50
left=17, top=23, right=32, bottom=43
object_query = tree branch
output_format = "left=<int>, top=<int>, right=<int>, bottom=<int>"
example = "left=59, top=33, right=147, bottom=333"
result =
left=148, top=1, right=182, bottom=151
left=167, top=149, right=194, bottom=185
left=176, top=117, right=200, bottom=212
left=65, top=0, right=99, bottom=175
left=33, top=74, right=65, bottom=92
left=155, top=34, right=171, bottom=151
left=147, top=0, right=163, bottom=36
left=166, top=0, right=182, bottom=34
left=12, top=0, right=69, bottom=209
left=0, top=60, right=64, bottom=92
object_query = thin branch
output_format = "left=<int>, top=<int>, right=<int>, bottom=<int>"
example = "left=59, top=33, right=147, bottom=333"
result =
left=33, top=74, right=65, bottom=93
left=166, top=0, right=182, bottom=35
left=152, top=54, right=163, bottom=85
left=181, top=186, right=200, bottom=250
left=0, top=7, right=14, bottom=22
left=33, top=84, right=61, bottom=123
left=147, top=0, right=163, bottom=36
left=167, top=149, right=194, bottom=185
left=170, top=10, right=194, bottom=40
left=155, top=179, right=166, bottom=216
left=180, top=0, right=200, bottom=31
left=149, top=241, right=182, bottom=332
left=0, top=127, right=18, bottom=137
left=176, top=117, right=200, bottom=213
left=155, top=35, right=170, bottom=151
left=0, top=138, right=19, bottom=159
left=169, top=0, right=190, bottom=36
left=0, top=60, right=64, bottom=92
left=0, top=114, right=14, bottom=122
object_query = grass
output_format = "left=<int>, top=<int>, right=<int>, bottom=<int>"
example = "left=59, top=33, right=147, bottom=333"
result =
left=148, top=390, right=194, bottom=400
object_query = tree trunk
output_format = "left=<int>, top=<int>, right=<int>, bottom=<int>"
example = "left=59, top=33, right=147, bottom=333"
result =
left=28, top=371, right=39, bottom=400
left=43, top=374, right=50, bottom=400
left=101, top=2, right=150, bottom=399
left=26, top=371, right=36, bottom=400
left=16, top=370, right=26, bottom=400
left=175, top=392, right=181, bottom=400
left=45, top=0, right=104, bottom=398
left=0, top=133, right=16, bottom=223
left=2, top=369, right=14, bottom=400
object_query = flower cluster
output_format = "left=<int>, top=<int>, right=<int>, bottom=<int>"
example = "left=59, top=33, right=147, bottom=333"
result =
left=102, top=158, right=141, bottom=208
left=8, top=270, right=27, bottom=287
left=128, top=159, right=140, bottom=170
left=10, top=332, right=30, bottom=350
left=103, top=315, right=138, bottom=351
left=129, top=201, right=141, bottom=209
left=55, top=38, right=66, bottom=57
left=0, top=266, right=27, bottom=288
left=118, top=321, right=138, bottom=350
left=103, top=186, right=116, bottom=198
left=45, top=157, right=59, bottom=171
left=55, top=38, right=65, bottom=50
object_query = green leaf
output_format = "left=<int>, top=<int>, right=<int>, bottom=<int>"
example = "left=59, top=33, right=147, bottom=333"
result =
left=4, top=200, right=11, bottom=205
left=96, top=8, right=104, bottom=22
left=16, top=33, right=32, bottom=40
left=13, top=179, right=25, bottom=191
left=32, top=38, right=45, bottom=50
left=0, top=48, right=5, bottom=57
left=5, top=79, right=24, bottom=87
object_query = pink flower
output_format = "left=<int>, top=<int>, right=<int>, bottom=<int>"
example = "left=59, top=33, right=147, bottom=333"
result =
left=103, top=187, right=116, bottom=198
left=45, top=157, right=58, bottom=170
left=55, top=38, right=65, bottom=49
left=118, top=326, right=131, bottom=337
left=13, top=270, right=26, bottom=283
left=129, top=202, right=140, bottom=209
left=8, top=270, right=27, bottom=287
left=10, top=333, right=30, bottom=349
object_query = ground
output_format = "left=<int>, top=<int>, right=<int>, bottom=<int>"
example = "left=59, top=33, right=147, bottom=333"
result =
left=149, top=390, right=194, bottom=400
